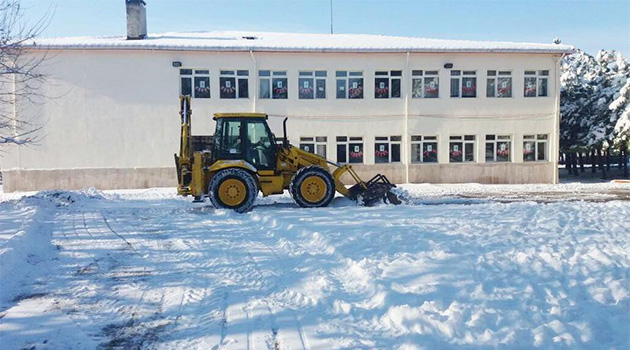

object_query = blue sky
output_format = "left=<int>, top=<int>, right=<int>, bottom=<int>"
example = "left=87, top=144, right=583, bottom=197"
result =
left=22, top=0, right=630, bottom=56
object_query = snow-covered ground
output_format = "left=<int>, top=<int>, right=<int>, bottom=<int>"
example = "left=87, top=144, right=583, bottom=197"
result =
left=1, top=183, right=629, bottom=349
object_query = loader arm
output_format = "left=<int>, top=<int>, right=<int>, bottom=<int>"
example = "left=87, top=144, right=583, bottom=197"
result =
left=276, top=144, right=368, bottom=199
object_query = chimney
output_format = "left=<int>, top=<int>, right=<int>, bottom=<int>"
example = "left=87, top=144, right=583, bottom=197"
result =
left=126, top=0, right=147, bottom=40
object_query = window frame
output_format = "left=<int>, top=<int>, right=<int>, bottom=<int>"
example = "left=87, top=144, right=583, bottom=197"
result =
left=300, top=136, right=327, bottom=158
left=298, top=71, right=327, bottom=99
left=219, top=69, right=249, bottom=99
left=336, top=71, right=364, bottom=99
left=410, top=135, right=439, bottom=163
left=259, top=70, right=288, bottom=99
left=523, top=134, right=548, bottom=162
left=180, top=68, right=211, bottom=99
left=486, top=70, right=513, bottom=98
left=449, top=135, right=476, bottom=163
left=411, top=70, right=440, bottom=98
left=374, top=136, right=402, bottom=163
left=524, top=70, right=549, bottom=97
left=374, top=70, right=402, bottom=99
left=485, top=134, right=512, bottom=162
left=336, top=136, right=364, bottom=164
left=450, top=70, right=477, bottom=98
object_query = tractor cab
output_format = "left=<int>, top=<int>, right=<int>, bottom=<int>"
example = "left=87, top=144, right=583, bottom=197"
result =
left=212, top=114, right=277, bottom=171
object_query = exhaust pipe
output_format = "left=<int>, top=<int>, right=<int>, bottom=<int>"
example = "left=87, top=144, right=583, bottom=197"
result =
left=282, top=117, right=289, bottom=148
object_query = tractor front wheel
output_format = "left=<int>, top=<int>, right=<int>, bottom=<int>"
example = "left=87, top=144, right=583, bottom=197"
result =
left=209, top=168, right=258, bottom=213
left=290, top=166, right=336, bottom=208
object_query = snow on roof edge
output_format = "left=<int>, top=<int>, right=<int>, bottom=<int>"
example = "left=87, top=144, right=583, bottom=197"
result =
left=25, top=31, right=575, bottom=54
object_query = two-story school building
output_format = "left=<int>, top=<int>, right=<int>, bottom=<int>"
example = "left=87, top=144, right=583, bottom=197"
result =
left=1, top=30, right=573, bottom=192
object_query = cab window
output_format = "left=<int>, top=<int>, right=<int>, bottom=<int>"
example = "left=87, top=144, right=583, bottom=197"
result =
left=245, top=120, right=275, bottom=170
left=216, top=119, right=243, bottom=158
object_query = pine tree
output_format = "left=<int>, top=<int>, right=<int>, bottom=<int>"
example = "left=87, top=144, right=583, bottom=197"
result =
left=560, top=50, right=603, bottom=150
left=560, top=50, right=630, bottom=151
left=609, top=74, right=630, bottom=148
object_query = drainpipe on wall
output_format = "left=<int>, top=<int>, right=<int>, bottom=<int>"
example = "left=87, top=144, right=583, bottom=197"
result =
left=12, top=68, right=20, bottom=168
left=249, top=50, right=257, bottom=112
left=552, top=53, right=565, bottom=185
left=404, top=51, right=410, bottom=183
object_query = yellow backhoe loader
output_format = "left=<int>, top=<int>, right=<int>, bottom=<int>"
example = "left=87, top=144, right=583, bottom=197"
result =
left=174, top=96, right=403, bottom=212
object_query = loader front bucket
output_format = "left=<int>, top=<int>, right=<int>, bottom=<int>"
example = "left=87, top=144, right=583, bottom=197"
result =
left=347, top=174, right=403, bottom=206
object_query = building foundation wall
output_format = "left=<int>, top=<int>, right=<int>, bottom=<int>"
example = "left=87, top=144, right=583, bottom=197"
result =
left=2, top=167, right=178, bottom=192
left=2, top=162, right=554, bottom=192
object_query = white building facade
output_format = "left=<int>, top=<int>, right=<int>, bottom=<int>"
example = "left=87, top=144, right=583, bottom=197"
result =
left=1, top=32, right=573, bottom=192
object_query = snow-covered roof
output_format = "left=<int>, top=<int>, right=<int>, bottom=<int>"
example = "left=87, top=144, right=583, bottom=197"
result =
left=29, top=31, right=574, bottom=54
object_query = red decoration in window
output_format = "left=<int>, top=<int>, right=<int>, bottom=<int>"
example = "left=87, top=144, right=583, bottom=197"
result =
left=349, top=151, right=363, bottom=158
left=498, top=85, right=510, bottom=96
left=497, top=149, right=510, bottom=157
left=348, top=86, right=363, bottom=98
left=425, top=85, right=438, bottom=94
left=220, top=85, right=235, bottom=94
left=423, top=150, right=437, bottom=158
left=462, top=86, right=476, bottom=95
left=195, top=86, right=210, bottom=94
left=375, top=150, right=389, bottom=157
left=273, top=86, right=287, bottom=95
left=525, top=83, right=536, bottom=95
left=375, top=87, right=389, bottom=95
left=450, top=150, right=462, bottom=158
left=299, top=86, right=313, bottom=95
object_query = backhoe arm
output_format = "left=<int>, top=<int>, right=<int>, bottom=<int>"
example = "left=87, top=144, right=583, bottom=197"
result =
left=175, top=95, right=193, bottom=195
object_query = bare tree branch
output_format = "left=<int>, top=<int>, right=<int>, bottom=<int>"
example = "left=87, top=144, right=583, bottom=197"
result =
left=0, top=0, right=52, bottom=147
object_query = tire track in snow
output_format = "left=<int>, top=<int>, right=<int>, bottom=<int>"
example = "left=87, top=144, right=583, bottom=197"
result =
left=105, top=210, right=202, bottom=348
left=113, top=203, right=211, bottom=334
left=172, top=211, right=291, bottom=350
left=102, top=211, right=145, bottom=258
left=81, top=209, right=167, bottom=348
left=141, top=211, right=250, bottom=349
left=48, top=209, right=157, bottom=348
left=239, top=211, right=319, bottom=350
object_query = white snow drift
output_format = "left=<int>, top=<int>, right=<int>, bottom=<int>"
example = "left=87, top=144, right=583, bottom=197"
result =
left=0, top=184, right=628, bottom=349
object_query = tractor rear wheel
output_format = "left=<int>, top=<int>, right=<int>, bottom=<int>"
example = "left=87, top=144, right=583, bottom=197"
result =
left=290, top=166, right=336, bottom=208
left=209, top=168, right=258, bottom=213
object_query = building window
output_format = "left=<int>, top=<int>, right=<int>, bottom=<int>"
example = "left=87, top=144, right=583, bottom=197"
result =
left=411, top=70, right=439, bottom=98
left=259, top=70, right=288, bottom=99
left=411, top=135, right=438, bottom=163
left=523, top=134, right=548, bottom=161
left=449, top=135, right=476, bottom=163
left=300, top=136, right=327, bottom=157
left=485, top=135, right=512, bottom=162
left=450, top=70, right=477, bottom=98
left=298, top=71, right=326, bottom=99
left=374, top=136, right=402, bottom=163
left=374, top=70, right=402, bottom=99
left=487, top=70, right=512, bottom=98
left=336, top=136, right=363, bottom=163
left=219, top=70, right=249, bottom=99
left=524, top=70, right=549, bottom=97
left=336, top=71, right=364, bottom=99
left=180, top=69, right=210, bottom=98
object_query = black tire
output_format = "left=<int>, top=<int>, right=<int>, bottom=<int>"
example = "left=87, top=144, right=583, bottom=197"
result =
left=289, top=166, right=336, bottom=208
left=209, top=168, right=258, bottom=213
